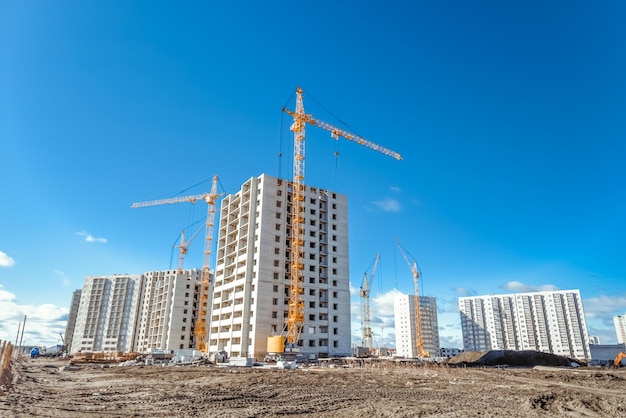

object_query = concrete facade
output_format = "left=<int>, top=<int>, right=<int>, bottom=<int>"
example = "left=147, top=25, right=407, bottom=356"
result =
left=394, top=294, right=439, bottom=358
left=209, top=174, right=351, bottom=359
left=459, top=289, right=590, bottom=360
left=63, top=289, right=82, bottom=352
left=70, top=274, right=142, bottom=353
left=613, top=313, right=626, bottom=344
left=133, top=269, right=202, bottom=353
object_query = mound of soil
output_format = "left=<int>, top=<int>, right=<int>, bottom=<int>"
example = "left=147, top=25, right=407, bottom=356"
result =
left=448, top=350, right=577, bottom=367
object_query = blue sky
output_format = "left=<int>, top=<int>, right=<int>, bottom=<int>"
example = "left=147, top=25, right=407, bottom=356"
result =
left=1, top=1, right=625, bottom=349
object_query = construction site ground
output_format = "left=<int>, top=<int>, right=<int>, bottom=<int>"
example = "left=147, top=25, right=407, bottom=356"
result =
left=2, top=357, right=626, bottom=417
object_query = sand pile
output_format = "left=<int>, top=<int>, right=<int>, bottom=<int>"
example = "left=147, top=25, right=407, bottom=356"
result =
left=448, top=350, right=578, bottom=367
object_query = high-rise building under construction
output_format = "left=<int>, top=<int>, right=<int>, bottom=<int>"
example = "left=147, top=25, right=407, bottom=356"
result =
left=207, top=174, right=352, bottom=359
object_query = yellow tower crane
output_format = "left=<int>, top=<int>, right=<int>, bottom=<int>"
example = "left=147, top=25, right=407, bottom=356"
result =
left=131, top=175, right=223, bottom=353
left=174, top=224, right=205, bottom=274
left=394, top=237, right=429, bottom=358
left=281, top=86, right=402, bottom=350
left=360, top=253, right=380, bottom=352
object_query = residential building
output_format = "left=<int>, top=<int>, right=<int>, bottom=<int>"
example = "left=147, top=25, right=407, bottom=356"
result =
left=588, top=335, right=600, bottom=345
left=459, top=289, right=590, bottom=360
left=394, top=293, right=439, bottom=358
left=63, top=289, right=82, bottom=352
left=614, top=313, right=626, bottom=344
left=208, top=174, right=351, bottom=359
left=70, top=274, right=142, bottom=353
left=133, top=269, right=203, bottom=353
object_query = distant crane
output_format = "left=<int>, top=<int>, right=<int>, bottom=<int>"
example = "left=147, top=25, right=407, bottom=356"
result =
left=394, top=237, right=429, bottom=358
left=132, top=175, right=224, bottom=353
left=281, top=86, right=402, bottom=351
left=174, top=223, right=205, bottom=274
left=360, top=253, right=380, bottom=351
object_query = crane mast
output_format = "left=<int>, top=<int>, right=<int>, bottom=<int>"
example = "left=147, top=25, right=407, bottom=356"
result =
left=360, top=253, right=380, bottom=350
left=132, top=175, right=223, bottom=352
left=394, top=237, right=429, bottom=358
left=282, top=86, right=401, bottom=348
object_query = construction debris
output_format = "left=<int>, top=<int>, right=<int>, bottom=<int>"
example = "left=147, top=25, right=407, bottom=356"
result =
left=447, top=350, right=582, bottom=368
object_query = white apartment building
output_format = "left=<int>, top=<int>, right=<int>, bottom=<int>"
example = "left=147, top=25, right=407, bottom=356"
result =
left=209, top=174, right=351, bottom=360
left=394, top=294, right=439, bottom=358
left=133, top=269, right=202, bottom=353
left=614, top=314, right=626, bottom=344
left=459, top=289, right=590, bottom=360
left=70, top=274, right=143, bottom=353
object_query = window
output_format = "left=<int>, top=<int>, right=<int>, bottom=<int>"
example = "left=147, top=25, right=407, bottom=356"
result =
left=273, top=298, right=278, bottom=305
left=309, top=301, right=316, bottom=308
left=309, top=314, right=315, bottom=320
left=309, top=254, right=315, bottom=260
left=332, top=235, right=337, bottom=241
left=332, top=203, right=336, bottom=209
left=309, top=289, right=315, bottom=296
left=311, top=209, right=316, bottom=215
left=309, top=340, right=316, bottom=347
left=332, top=257, right=337, bottom=263
left=333, top=341, right=338, bottom=348
left=184, top=309, right=188, bottom=314
left=309, top=242, right=315, bottom=248
left=275, top=248, right=280, bottom=255
left=309, top=231, right=316, bottom=237
left=310, top=220, right=316, bottom=226
left=274, top=272, right=279, bottom=280
left=274, top=260, right=280, bottom=267
left=273, top=285, right=279, bottom=292
left=332, top=224, right=336, bottom=230
left=333, top=316, right=338, bottom=322
left=333, top=292, right=337, bottom=298
left=309, top=277, right=315, bottom=284
left=309, top=266, right=315, bottom=272
left=333, top=246, right=337, bottom=252
left=275, top=235, right=281, bottom=242
left=182, top=326, right=186, bottom=331
left=332, top=214, right=336, bottom=220
left=332, top=268, right=337, bottom=275
left=275, top=224, right=281, bottom=231
left=333, top=304, right=338, bottom=310
left=276, top=201, right=282, bottom=207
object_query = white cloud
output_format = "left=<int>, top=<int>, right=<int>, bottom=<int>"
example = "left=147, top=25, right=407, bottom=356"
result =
left=0, top=285, right=68, bottom=348
left=76, top=231, right=107, bottom=244
left=390, top=186, right=401, bottom=193
left=583, top=294, right=626, bottom=319
left=454, top=287, right=477, bottom=297
left=499, top=281, right=559, bottom=293
left=0, top=250, right=15, bottom=267
left=372, top=198, right=401, bottom=212
left=54, top=269, right=71, bottom=287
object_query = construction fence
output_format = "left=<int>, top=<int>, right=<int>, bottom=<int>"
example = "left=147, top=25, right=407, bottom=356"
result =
left=0, top=340, right=15, bottom=392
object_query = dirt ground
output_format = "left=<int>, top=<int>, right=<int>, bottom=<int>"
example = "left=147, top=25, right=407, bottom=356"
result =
left=2, top=357, right=626, bottom=417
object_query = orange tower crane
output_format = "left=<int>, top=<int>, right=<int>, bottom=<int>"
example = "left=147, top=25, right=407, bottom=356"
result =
left=394, top=237, right=429, bottom=358
left=281, top=86, right=402, bottom=349
left=360, top=253, right=380, bottom=351
left=132, top=175, right=223, bottom=353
